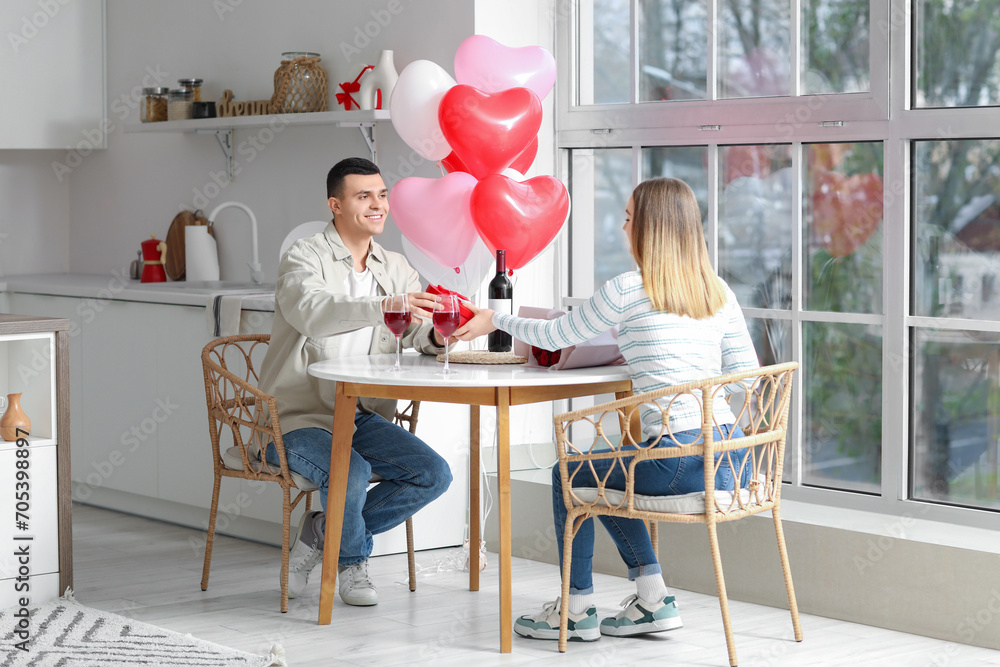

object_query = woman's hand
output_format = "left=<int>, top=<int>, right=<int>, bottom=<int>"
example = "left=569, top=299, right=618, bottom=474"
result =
left=454, top=301, right=497, bottom=341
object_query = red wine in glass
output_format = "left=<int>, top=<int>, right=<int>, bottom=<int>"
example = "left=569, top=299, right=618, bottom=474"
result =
left=432, top=311, right=460, bottom=338
left=383, top=294, right=410, bottom=372
left=433, top=294, right=460, bottom=374
left=384, top=311, right=411, bottom=336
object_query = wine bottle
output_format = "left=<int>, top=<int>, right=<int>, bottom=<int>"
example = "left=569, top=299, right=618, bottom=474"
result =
left=488, top=249, right=513, bottom=352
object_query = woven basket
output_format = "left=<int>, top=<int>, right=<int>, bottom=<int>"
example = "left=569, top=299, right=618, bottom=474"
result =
left=272, top=53, right=329, bottom=113
left=436, top=350, right=527, bottom=365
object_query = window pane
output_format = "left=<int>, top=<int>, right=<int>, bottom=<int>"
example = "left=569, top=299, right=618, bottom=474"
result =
left=803, top=321, right=882, bottom=493
left=641, top=146, right=709, bottom=221
left=801, top=0, right=870, bottom=94
left=719, top=0, right=791, bottom=98
left=580, top=0, right=630, bottom=104
left=913, top=140, right=1000, bottom=321
left=914, top=0, right=1000, bottom=108
left=804, top=142, right=884, bottom=313
left=593, top=149, right=635, bottom=288
left=719, top=145, right=793, bottom=309
left=746, top=318, right=792, bottom=367
left=747, top=317, right=794, bottom=480
left=912, top=328, right=1000, bottom=511
left=638, top=0, right=707, bottom=101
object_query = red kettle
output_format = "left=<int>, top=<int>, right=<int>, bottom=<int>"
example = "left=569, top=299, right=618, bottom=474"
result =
left=140, top=235, right=168, bottom=283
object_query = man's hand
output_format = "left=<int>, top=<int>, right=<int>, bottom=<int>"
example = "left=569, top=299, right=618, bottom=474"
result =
left=407, top=291, right=438, bottom=321
left=454, top=301, right=497, bottom=341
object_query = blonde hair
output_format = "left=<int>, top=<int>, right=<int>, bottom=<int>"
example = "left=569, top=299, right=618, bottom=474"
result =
left=629, top=178, right=725, bottom=319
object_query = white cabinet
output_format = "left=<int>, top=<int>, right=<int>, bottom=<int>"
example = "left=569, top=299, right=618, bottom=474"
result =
left=0, top=0, right=105, bottom=149
left=0, top=316, right=71, bottom=608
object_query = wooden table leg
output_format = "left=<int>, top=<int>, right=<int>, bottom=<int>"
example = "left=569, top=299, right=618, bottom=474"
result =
left=496, top=389, right=512, bottom=653
left=469, top=404, right=480, bottom=591
left=318, top=383, right=356, bottom=625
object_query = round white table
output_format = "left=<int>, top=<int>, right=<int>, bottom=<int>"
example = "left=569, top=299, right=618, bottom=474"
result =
left=308, top=353, right=632, bottom=652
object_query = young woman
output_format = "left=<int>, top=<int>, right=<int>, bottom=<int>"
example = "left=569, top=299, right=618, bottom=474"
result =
left=454, top=177, right=760, bottom=642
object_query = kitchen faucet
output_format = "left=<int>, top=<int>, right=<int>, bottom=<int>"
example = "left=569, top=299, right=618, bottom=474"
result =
left=207, top=201, right=264, bottom=284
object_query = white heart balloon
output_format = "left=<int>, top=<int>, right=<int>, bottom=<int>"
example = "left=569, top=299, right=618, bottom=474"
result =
left=402, top=235, right=494, bottom=298
left=389, top=60, right=456, bottom=162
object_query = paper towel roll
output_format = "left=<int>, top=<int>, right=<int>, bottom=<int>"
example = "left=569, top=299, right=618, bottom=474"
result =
left=186, top=226, right=220, bottom=281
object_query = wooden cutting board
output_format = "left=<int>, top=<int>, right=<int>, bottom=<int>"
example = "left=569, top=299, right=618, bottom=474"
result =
left=164, top=210, right=213, bottom=281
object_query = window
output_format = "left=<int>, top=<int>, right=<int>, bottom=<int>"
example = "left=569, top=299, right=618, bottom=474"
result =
left=558, top=0, right=1000, bottom=527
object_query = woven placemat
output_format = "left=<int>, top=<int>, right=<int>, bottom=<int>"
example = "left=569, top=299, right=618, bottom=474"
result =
left=437, top=350, right=527, bottom=365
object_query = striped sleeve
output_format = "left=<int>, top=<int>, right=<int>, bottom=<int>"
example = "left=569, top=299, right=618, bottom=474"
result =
left=492, top=275, right=631, bottom=351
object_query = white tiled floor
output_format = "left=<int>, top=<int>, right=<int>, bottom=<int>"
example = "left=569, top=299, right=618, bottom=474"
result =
left=71, top=504, right=1000, bottom=666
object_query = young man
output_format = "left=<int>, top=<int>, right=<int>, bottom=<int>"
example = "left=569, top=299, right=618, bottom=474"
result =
left=258, top=157, right=452, bottom=606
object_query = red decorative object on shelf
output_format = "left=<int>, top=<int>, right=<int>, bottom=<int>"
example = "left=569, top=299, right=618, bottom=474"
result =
left=337, top=65, right=374, bottom=110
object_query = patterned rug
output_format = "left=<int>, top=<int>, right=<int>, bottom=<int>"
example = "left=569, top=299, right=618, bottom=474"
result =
left=0, top=594, right=284, bottom=667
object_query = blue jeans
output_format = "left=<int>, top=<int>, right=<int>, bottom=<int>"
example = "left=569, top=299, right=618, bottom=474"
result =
left=266, top=412, right=452, bottom=565
left=553, top=424, right=748, bottom=594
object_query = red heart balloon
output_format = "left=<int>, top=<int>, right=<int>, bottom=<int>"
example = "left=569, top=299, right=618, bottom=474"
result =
left=470, top=174, right=570, bottom=271
left=438, top=85, right=542, bottom=180
left=441, top=135, right=538, bottom=176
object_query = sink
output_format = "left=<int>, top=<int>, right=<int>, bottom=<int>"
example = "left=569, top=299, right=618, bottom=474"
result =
left=133, top=280, right=275, bottom=294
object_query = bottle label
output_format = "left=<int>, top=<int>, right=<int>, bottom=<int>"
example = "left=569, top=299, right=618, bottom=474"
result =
left=489, top=298, right=512, bottom=316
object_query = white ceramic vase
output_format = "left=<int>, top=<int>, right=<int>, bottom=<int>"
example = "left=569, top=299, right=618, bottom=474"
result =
left=358, top=50, right=399, bottom=110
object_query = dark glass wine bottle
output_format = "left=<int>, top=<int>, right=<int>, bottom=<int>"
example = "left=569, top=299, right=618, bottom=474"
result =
left=488, top=249, right=513, bottom=352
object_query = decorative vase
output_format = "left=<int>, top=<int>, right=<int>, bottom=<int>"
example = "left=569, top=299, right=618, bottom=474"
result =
left=0, top=392, right=30, bottom=441
left=272, top=52, right=329, bottom=113
left=358, top=50, right=398, bottom=110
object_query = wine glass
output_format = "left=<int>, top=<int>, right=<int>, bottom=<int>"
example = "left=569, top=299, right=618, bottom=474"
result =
left=383, top=294, right=411, bottom=372
left=433, top=294, right=461, bottom=375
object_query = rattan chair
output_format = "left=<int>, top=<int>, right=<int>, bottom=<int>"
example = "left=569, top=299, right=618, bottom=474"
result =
left=200, top=334, right=419, bottom=612
left=554, top=362, right=801, bottom=665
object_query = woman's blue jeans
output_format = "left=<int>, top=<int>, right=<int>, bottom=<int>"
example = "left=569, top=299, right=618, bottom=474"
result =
left=266, top=412, right=452, bottom=566
left=553, top=424, right=747, bottom=594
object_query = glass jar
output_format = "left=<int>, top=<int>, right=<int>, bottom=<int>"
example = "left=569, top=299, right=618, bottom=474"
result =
left=272, top=52, right=328, bottom=113
left=178, top=78, right=204, bottom=102
left=167, top=88, right=193, bottom=121
left=141, top=87, right=169, bottom=122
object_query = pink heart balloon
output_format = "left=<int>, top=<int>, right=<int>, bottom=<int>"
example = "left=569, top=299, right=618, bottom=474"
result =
left=389, top=173, right=480, bottom=269
left=454, top=35, right=556, bottom=100
left=470, top=174, right=570, bottom=271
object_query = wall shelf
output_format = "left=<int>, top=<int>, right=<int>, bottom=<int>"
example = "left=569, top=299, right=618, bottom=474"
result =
left=124, top=109, right=391, bottom=179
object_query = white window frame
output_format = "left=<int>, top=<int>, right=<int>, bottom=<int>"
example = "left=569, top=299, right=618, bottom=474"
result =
left=556, top=0, right=1000, bottom=530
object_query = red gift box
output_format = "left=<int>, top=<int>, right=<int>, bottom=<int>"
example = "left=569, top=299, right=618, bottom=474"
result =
left=426, top=284, right=474, bottom=327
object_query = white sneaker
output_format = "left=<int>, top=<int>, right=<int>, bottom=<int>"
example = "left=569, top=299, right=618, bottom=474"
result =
left=286, top=510, right=323, bottom=600
left=338, top=560, right=378, bottom=606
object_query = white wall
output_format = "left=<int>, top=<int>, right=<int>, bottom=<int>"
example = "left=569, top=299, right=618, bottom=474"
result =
left=63, top=0, right=475, bottom=279
left=0, top=152, right=71, bottom=276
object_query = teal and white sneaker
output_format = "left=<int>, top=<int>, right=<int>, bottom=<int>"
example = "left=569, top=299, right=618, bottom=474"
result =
left=513, top=598, right=601, bottom=642
left=600, top=594, right=683, bottom=636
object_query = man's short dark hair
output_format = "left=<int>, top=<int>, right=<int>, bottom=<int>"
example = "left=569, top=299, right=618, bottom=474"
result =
left=326, top=157, right=381, bottom=199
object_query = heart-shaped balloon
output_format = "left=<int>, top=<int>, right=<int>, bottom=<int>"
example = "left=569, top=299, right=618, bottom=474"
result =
left=389, top=60, right=456, bottom=161
left=402, top=236, right=494, bottom=297
left=441, top=135, right=538, bottom=176
left=470, top=174, right=570, bottom=271
left=438, top=85, right=542, bottom=181
left=389, top=172, right=479, bottom=269
left=454, top=35, right=557, bottom=100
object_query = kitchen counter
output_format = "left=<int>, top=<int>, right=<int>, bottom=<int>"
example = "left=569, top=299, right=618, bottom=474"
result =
left=0, top=273, right=275, bottom=311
